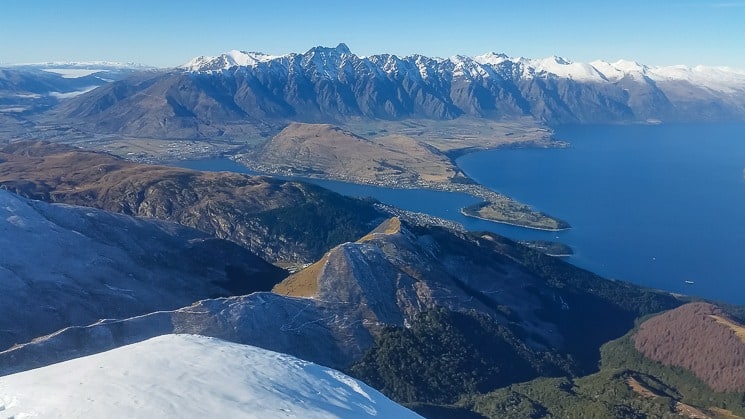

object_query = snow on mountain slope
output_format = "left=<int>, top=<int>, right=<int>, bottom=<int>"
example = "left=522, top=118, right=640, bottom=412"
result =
left=0, top=334, right=421, bottom=418
left=181, top=50, right=284, bottom=72
left=0, top=189, right=284, bottom=350
left=182, top=45, right=745, bottom=92
left=648, top=64, right=745, bottom=93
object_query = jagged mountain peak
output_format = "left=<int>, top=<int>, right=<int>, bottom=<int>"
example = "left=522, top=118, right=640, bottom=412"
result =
left=180, top=49, right=282, bottom=72
left=304, top=42, right=353, bottom=57
left=177, top=44, right=745, bottom=91
left=55, top=44, right=745, bottom=138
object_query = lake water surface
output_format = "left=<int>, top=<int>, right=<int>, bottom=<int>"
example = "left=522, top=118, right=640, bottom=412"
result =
left=177, top=122, right=745, bottom=305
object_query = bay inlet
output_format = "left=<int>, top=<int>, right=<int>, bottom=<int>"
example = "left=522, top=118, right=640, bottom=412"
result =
left=175, top=122, right=745, bottom=305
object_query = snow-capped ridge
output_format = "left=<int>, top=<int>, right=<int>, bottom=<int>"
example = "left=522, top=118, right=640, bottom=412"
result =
left=180, top=50, right=284, bottom=72
left=473, top=52, right=511, bottom=66
left=179, top=44, right=745, bottom=92
left=0, top=334, right=421, bottom=418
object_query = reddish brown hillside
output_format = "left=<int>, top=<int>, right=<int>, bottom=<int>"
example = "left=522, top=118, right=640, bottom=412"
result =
left=634, top=302, right=745, bottom=392
left=0, top=141, right=383, bottom=263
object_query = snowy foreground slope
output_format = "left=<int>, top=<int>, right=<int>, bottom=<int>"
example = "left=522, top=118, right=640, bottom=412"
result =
left=0, top=334, right=420, bottom=418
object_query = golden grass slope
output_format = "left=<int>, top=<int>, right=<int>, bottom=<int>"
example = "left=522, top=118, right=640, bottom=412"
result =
left=273, top=217, right=403, bottom=298
left=272, top=253, right=329, bottom=298
left=709, top=315, right=745, bottom=345
left=244, top=122, right=462, bottom=185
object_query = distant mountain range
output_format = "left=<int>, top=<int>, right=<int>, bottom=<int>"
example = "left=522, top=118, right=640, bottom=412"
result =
left=0, top=62, right=153, bottom=115
left=28, top=43, right=741, bottom=140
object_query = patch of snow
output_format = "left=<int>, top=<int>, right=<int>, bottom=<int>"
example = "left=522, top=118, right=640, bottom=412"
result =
left=647, top=64, right=745, bottom=92
left=4, top=215, right=26, bottom=228
left=0, top=334, right=421, bottom=418
left=40, top=68, right=101, bottom=78
left=181, top=50, right=283, bottom=72
left=473, top=52, right=511, bottom=66
left=530, top=56, right=606, bottom=81
left=588, top=59, right=745, bottom=92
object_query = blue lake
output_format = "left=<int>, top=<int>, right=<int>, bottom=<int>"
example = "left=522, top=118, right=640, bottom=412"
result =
left=176, top=122, right=745, bottom=305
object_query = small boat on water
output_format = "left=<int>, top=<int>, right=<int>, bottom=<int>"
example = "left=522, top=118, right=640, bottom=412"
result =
left=684, top=280, right=695, bottom=285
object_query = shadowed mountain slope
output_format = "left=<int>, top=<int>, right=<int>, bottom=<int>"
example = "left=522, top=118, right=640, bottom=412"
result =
left=0, top=218, right=680, bottom=380
left=0, top=141, right=384, bottom=263
left=0, top=189, right=285, bottom=351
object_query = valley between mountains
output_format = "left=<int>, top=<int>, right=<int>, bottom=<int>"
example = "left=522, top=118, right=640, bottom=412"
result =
left=2, top=44, right=745, bottom=418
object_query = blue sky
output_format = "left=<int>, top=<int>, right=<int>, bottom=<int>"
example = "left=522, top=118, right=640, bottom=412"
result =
left=1, top=0, right=744, bottom=68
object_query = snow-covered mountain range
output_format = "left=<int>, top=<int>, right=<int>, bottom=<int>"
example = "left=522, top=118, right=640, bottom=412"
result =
left=0, top=334, right=420, bottom=418
left=183, top=43, right=745, bottom=94
left=46, top=43, right=744, bottom=140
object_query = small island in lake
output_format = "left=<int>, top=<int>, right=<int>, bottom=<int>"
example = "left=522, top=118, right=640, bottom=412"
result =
left=462, top=201, right=570, bottom=231
left=518, top=240, right=573, bottom=257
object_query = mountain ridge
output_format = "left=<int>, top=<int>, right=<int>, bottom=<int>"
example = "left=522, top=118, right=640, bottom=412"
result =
left=0, top=215, right=681, bottom=377
left=0, top=188, right=285, bottom=351
left=45, top=44, right=745, bottom=141
left=182, top=44, right=745, bottom=90
left=0, top=141, right=385, bottom=264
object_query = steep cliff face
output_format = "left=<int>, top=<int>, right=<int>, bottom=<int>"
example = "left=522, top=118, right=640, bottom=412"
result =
left=0, top=141, right=385, bottom=263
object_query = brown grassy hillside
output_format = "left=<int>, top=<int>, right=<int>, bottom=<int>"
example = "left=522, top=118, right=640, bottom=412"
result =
left=242, top=122, right=463, bottom=185
left=634, top=302, right=745, bottom=392
left=0, top=141, right=383, bottom=263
